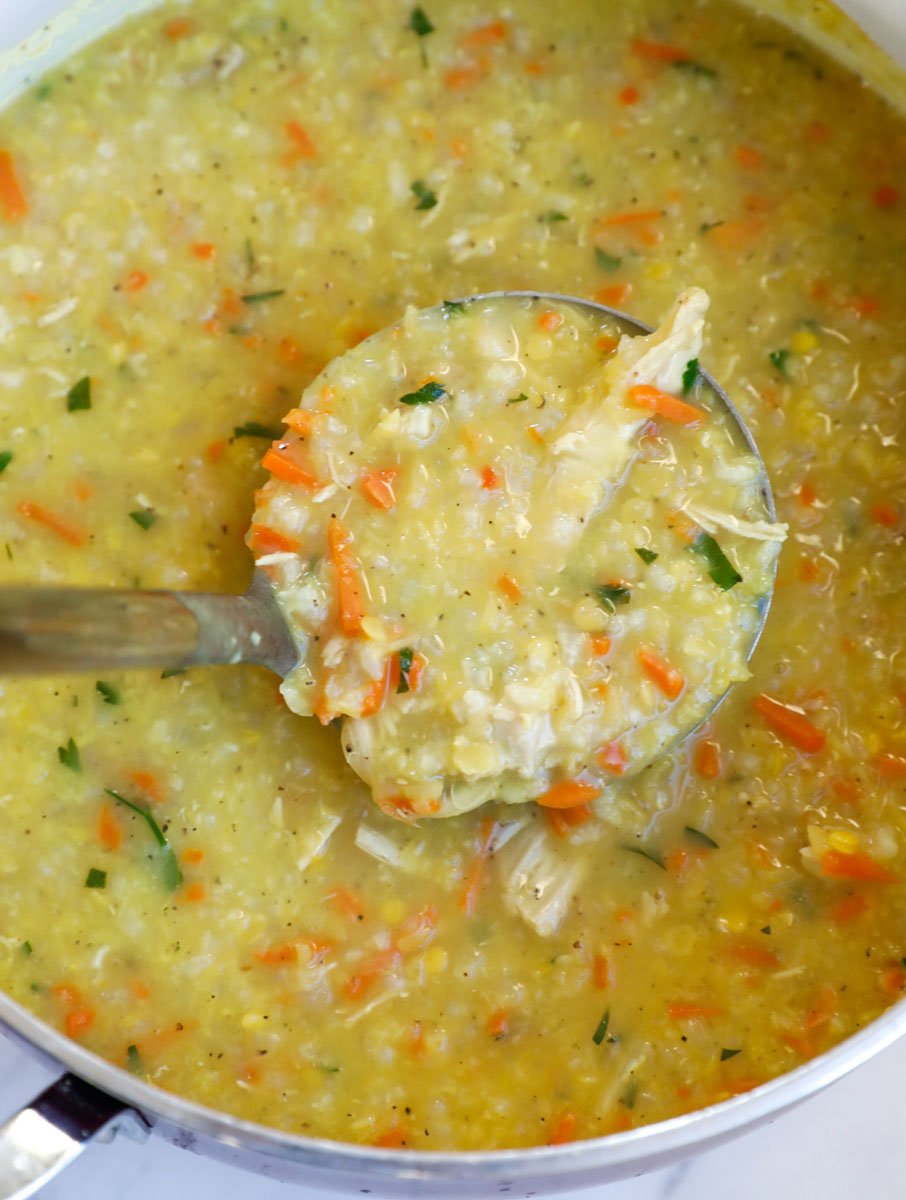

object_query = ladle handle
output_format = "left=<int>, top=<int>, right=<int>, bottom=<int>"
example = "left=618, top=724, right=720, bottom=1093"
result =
left=0, top=573, right=297, bottom=677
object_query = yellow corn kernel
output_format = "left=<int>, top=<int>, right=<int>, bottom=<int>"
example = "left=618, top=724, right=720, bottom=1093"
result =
left=241, top=1012, right=265, bottom=1031
left=827, top=829, right=860, bottom=855
left=724, top=909, right=748, bottom=934
left=381, top=897, right=407, bottom=926
left=645, top=260, right=670, bottom=280
left=791, top=329, right=818, bottom=354
left=424, top=945, right=448, bottom=974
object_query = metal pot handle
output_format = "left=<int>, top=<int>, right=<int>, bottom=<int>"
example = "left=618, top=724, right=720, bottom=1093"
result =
left=0, top=1074, right=149, bottom=1199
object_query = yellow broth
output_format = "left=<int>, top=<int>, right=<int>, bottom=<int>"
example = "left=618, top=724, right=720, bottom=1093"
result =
left=0, top=0, right=903, bottom=1151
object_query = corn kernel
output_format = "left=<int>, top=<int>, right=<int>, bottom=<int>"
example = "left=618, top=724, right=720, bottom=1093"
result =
left=827, top=829, right=860, bottom=854
left=791, top=329, right=818, bottom=354
left=645, top=260, right=670, bottom=280
left=424, top=945, right=448, bottom=974
left=381, top=897, right=407, bottom=925
left=724, top=909, right=748, bottom=934
left=241, top=1012, right=265, bottom=1031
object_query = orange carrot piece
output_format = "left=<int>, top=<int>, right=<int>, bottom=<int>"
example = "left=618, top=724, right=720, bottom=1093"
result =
left=459, top=816, right=497, bottom=915
left=444, top=65, right=483, bottom=89
left=163, top=17, right=194, bottom=39
left=327, top=516, right=365, bottom=635
left=328, top=886, right=366, bottom=920
left=190, top=242, right=216, bottom=260
left=692, top=738, right=721, bottom=779
left=536, top=779, right=600, bottom=810
left=282, top=408, right=314, bottom=436
left=596, top=207, right=663, bottom=227
left=285, top=119, right=317, bottom=159
left=829, top=893, right=869, bottom=924
left=124, top=270, right=150, bottom=293
left=548, top=1112, right=578, bottom=1145
left=402, top=652, right=426, bottom=694
left=871, top=503, right=899, bottom=527
left=360, top=655, right=401, bottom=718
left=594, top=284, right=632, bottom=307
left=546, top=805, right=590, bottom=837
left=65, top=1008, right=96, bottom=1038
left=16, top=500, right=87, bottom=547
left=618, top=84, right=641, bottom=105
left=343, top=948, right=401, bottom=1000
left=598, top=740, right=627, bottom=775
left=255, top=943, right=299, bottom=966
left=373, top=1126, right=408, bottom=1149
left=0, top=151, right=28, bottom=221
left=249, top=524, right=302, bottom=555
left=627, top=384, right=704, bottom=425
left=874, top=185, right=900, bottom=210
left=875, top=752, right=906, bottom=779
left=205, top=439, right=227, bottom=464
left=480, top=465, right=501, bottom=490
left=486, top=1008, right=510, bottom=1039
left=630, top=38, right=690, bottom=63
left=592, top=954, right=610, bottom=990
left=127, top=770, right=164, bottom=804
left=98, top=804, right=122, bottom=851
left=261, top=445, right=320, bottom=490
left=735, top=145, right=763, bottom=169
left=463, top=19, right=508, bottom=46
left=667, top=1002, right=723, bottom=1020
left=181, top=847, right=205, bottom=866
left=496, top=573, right=522, bottom=602
left=820, top=850, right=896, bottom=883
left=753, top=693, right=826, bottom=753
left=639, top=645, right=685, bottom=700
left=360, top=468, right=399, bottom=510
left=724, top=940, right=778, bottom=969
left=591, top=634, right=612, bottom=657
left=538, top=309, right=564, bottom=332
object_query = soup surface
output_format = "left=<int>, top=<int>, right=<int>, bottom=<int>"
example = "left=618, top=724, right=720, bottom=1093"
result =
left=0, top=0, right=904, bottom=1152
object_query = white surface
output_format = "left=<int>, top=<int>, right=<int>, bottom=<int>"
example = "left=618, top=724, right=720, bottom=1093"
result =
left=1, top=1031, right=906, bottom=1200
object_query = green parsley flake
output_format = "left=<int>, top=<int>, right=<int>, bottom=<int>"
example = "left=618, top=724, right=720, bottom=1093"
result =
left=129, top=510, right=157, bottom=530
left=127, top=1044, right=143, bottom=1073
left=720, top=1047, right=742, bottom=1061
left=400, top=380, right=447, bottom=406
left=397, top=647, right=415, bottom=694
left=241, top=289, right=285, bottom=304
left=0, top=451, right=12, bottom=475
left=684, top=825, right=719, bottom=849
left=769, top=348, right=791, bottom=374
left=595, top=248, right=622, bottom=272
left=408, top=7, right=434, bottom=36
left=67, top=377, right=92, bottom=412
left=595, top=583, right=631, bottom=612
left=105, top=788, right=183, bottom=891
left=622, top=843, right=666, bottom=869
left=540, top=211, right=568, bottom=224
left=506, top=393, right=529, bottom=405
left=635, top=547, right=658, bottom=564
left=233, top=421, right=281, bottom=439
left=442, top=300, right=466, bottom=316
left=58, top=738, right=81, bottom=772
left=592, top=1007, right=611, bottom=1046
left=688, top=531, right=742, bottom=591
left=95, top=681, right=121, bottom=706
left=682, top=358, right=700, bottom=394
left=671, top=60, right=718, bottom=79
left=411, top=180, right=438, bottom=210
left=85, top=867, right=107, bottom=889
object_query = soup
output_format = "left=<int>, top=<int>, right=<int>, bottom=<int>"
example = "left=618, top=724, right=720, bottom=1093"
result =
left=0, top=0, right=904, bottom=1152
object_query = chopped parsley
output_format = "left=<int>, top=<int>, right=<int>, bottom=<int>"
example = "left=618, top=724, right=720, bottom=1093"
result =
left=688, top=531, right=742, bottom=591
left=241, top=289, right=285, bottom=304
left=95, top=680, right=121, bottom=706
left=699, top=220, right=725, bottom=234
left=408, top=6, right=434, bottom=37
left=595, top=248, right=622, bottom=272
left=67, top=377, right=92, bottom=412
left=35, top=82, right=53, bottom=101
left=595, top=583, right=631, bottom=613
left=622, top=843, right=666, bottom=869
left=411, top=179, right=438, bottom=210
left=161, top=667, right=186, bottom=679
left=620, top=1079, right=638, bottom=1110
left=85, top=868, right=107, bottom=889
left=233, top=421, right=281, bottom=439
left=592, top=1007, right=611, bottom=1046
left=682, top=358, right=700, bottom=395
left=540, top=210, right=568, bottom=224
left=397, top=647, right=415, bottom=693
left=769, top=348, right=791, bottom=374
left=244, top=237, right=256, bottom=274
left=671, top=60, right=718, bottom=79
left=0, top=451, right=12, bottom=475
left=127, top=1044, right=143, bottom=1073
left=105, top=788, right=183, bottom=891
left=129, top=510, right=157, bottom=530
left=400, top=380, right=447, bottom=405
left=684, top=825, right=719, bottom=849
left=635, top=547, right=658, bottom=565
left=21, top=941, right=32, bottom=957
left=442, top=300, right=466, bottom=316
left=506, top=393, right=529, bottom=405
left=720, top=1047, right=742, bottom=1062
left=58, top=738, right=81, bottom=773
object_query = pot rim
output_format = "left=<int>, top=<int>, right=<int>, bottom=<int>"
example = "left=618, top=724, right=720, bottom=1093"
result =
left=2, top=984, right=905, bottom=1183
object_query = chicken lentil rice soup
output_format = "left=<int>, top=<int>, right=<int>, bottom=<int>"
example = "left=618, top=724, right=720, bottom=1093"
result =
left=0, top=0, right=903, bottom=1155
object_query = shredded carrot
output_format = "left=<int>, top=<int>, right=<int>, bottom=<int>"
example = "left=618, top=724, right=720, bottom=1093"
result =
left=538, top=309, right=564, bottom=333
left=667, top=508, right=700, bottom=544
left=597, top=740, right=627, bottom=775
left=830, top=776, right=861, bottom=805
left=874, top=185, right=900, bottom=210
left=880, top=962, right=906, bottom=997
left=373, top=1125, right=408, bottom=1149
left=261, top=445, right=320, bottom=490
left=132, top=980, right=151, bottom=1001
left=463, top=19, right=508, bottom=46
left=255, top=943, right=299, bottom=966
left=870, top=503, right=899, bottom=527
left=846, top=294, right=879, bottom=317
left=710, top=215, right=765, bottom=252
left=546, top=803, right=592, bottom=837
left=182, top=882, right=206, bottom=902
left=592, top=954, right=610, bottom=990
left=667, top=1002, right=723, bottom=1020
left=278, top=337, right=302, bottom=364
left=597, top=334, right=619, bottom=354
left=409, top=1020, right=426, bottom=1058
left=753, top=693, right=826, bottom=753
left=328, top=886, right=366, bottom=921
left=282, top=407, right=314, bottom=436
left=829, top=893, right=869, bottom=924
left=205, top=439, right=227, bottom=464
left=524, top=59, right=548, bottom=76
left=0, top=150, right=28, bottom=221
left=181, top=847, right=205, bottom=866
left=249, top=524, right=302, bottom=555
left=548, top=1111, right=578, bottom=1146
left=594, top=284, right=632, bottom=307
left=327, top=516, right=365, bottom=635
left=536, top=779, right=600, bottom=810
left=591, top=633, right=612, bottom=657
left=596, top=207, right=663, bottom=228
left=459, top=816, right=497, bottom=916
left=163, top=16, right=194, bottom=40
left=627, top=383, right=704, bottom=425
left=692, top=738, right=721, bottom=779
left=630, top=38, right=690, bottom=63
left=284, top=119, right=317, bottom=160
left=527, top=424, right=545, bottom=445
left=820, top=850, right=896, bottom=883
left=638, top=645, right=685, bottom=700
left=16, top=500, right=87, bottom=547
left=735, top=144, right=763, bottom=169
left=496, top=573, right=522, bottom=602
left=450, top=135, right=469, bottom=158
left=618, top=84, right=641, bottom=105
left=875, top=752, right=906, bottom=779
left=796, top=480, right=817, bottom=507
left=360, top=468, right=399, bottom=510
left=123, top=270, right=150, bottom=294
left=65, top=1008, right=96, bottom=1039
left=126, top=770, right=164, bottom=804
left=343, top=947, right=401, bottom=1000
left=360, top=655, right=401, bottom=718
left=98, top=804, right=122, bottom=851
left=486, top=1008, right=510, bottom=1039
left=402, top=651, right=426, bottom=694
left=803, top=984, right=838, bottom=1032
left=724, top=940, right=778, bottom=969
left=444, top=65, right=483, bottom=89
left=807, top=121, right=830, bottom=143
left=480, top=465, right=501, bottom=490
left=190, top=242, right=216, bottom=260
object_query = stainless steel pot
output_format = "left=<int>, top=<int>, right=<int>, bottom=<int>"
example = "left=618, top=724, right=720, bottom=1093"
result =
left=0, top=1, right=904, bottom=1196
